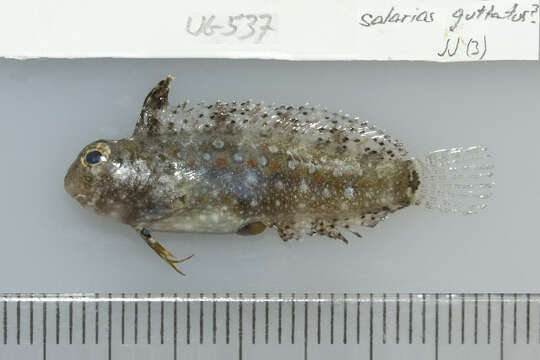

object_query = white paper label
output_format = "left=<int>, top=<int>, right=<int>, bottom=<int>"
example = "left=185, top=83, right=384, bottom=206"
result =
left=0, top=0, right=538, bottom=61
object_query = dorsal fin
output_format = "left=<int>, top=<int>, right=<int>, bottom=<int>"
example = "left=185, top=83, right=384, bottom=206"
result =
left=170, top=102, right=407, bottom=161
left=134, top=76, right=173, bottom=137
left=132, top=77, right=407, bottom=161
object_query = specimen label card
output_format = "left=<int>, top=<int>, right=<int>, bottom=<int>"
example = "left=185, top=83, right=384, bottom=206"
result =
left=0, top=0, right=538, bottom=61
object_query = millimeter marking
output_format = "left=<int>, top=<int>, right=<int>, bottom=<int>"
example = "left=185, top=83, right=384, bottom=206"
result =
left=0, top=293, right=539, bottom=360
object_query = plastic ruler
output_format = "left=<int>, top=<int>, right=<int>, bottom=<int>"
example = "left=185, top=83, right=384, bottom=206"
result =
left=0, top=293, right=539, bottom=359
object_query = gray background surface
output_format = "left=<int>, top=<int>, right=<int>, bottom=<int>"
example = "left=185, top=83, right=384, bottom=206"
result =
left=0, top=59, right=537, bottom=293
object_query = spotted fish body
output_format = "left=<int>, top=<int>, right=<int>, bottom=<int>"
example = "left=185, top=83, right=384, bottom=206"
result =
left=137, top=96, right=416, bottom=240
left=64, top=77, right=493, bottom=273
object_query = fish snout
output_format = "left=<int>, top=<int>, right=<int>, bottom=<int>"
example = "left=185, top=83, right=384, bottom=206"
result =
left=64, top=162, right=88, bottom=204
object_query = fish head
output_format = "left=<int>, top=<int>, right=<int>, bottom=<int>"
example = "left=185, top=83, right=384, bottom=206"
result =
left=64, top=139, right=140, bottom=221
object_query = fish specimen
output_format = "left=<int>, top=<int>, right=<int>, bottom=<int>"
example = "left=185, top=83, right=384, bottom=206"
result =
left=64, top=77, right=493, bottom=274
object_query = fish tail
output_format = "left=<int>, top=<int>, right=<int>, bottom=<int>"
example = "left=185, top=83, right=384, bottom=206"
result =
left=411, top=146, right=494, bottom=215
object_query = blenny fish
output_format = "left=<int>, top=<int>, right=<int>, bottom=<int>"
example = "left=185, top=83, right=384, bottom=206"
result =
left=64, top=77, right=493, bottom=275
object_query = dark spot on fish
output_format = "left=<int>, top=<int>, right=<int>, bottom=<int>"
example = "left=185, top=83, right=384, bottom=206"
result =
left=409, top=168, right=420, bottom=193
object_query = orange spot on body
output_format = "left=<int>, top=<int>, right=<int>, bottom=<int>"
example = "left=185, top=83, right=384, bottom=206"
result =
left=247, top=159, right=257, bottom=168
left=215, top=157, right=229, bottom=167
left=268, top=161, right=281, bottom=173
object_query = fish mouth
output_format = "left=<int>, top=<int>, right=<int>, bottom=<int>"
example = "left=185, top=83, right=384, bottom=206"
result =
left=74, top=194, right=87, bottom=201
left=73, top=193, right=90, bottom=207
left=64, top=169, right=77, bottom=197
left=64, top=162, right=87, bottom=204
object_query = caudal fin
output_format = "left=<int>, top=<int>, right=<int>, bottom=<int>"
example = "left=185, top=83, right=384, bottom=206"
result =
left=412, top=146, right=494, bottom=215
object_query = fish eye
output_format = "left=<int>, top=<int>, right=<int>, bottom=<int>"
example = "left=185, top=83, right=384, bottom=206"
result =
left=85, top=150, right=103, bottom=165
left=81, top=142, right=111, bottom=167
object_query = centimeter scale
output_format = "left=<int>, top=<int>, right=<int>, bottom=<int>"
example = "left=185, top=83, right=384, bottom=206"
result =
left=0, top=293, right=539, bottom=359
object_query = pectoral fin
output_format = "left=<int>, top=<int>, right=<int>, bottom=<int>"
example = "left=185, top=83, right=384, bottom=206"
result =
left=237, top=222, right=267, bottom=236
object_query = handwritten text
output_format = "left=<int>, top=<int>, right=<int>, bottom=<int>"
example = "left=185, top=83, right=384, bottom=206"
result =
left=186, top=14, right=275, bottom=43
